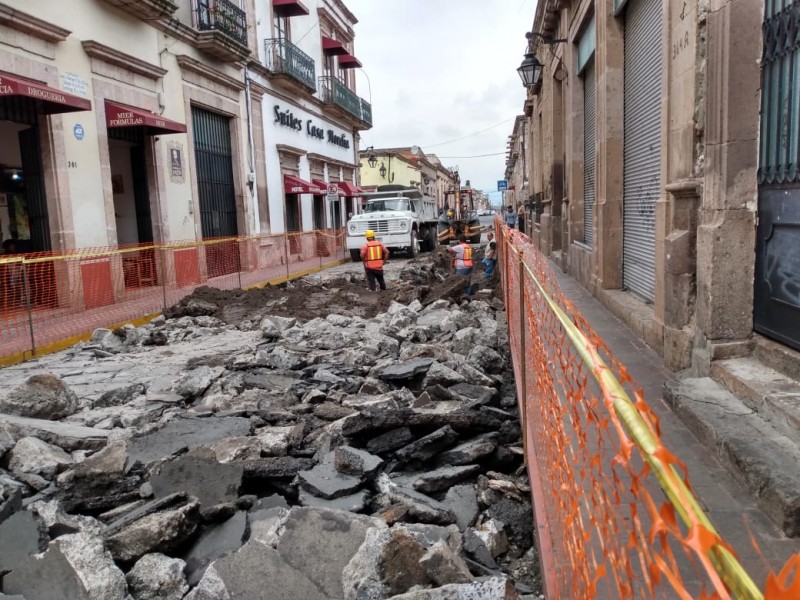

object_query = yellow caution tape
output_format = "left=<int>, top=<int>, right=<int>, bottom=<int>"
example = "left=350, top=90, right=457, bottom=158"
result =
left=506, top=241, right=763, bottom=600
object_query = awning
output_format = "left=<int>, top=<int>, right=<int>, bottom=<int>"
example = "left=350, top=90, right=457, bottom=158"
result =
left=0, top=70, right=91, bottom=114
left=273, top=0, right=309, bottom=17
left=105, top=100, right=187, bottom=135
left=312, top=179, right=335, bottom=195
left=338, top=54, right=363, bottom=69
left=337, top=181, right=364, bottom=196
left=322, top=36, right=349, bottom=56
left=284, top=174, right=322, bottom=194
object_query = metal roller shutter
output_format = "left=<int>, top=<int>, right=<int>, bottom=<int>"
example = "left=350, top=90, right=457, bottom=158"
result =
left=583, top=59, right=597, bottom=246
left=622, top=0, right=662, bottom=301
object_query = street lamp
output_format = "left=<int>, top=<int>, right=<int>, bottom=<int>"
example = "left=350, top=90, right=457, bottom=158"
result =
left=518, top=31, right=566, bottom=89
left=517, top=52, right=542, bottom=88
left=365, top=146, right=378, bottom=168
left=379, top=162, right=387, bottom=178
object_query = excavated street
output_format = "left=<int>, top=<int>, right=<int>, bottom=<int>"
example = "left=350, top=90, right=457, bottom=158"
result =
left=0, top=247, right=542, bottom=600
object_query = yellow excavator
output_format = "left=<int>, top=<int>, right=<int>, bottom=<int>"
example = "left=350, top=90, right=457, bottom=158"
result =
left=437, top=187, right=484, bottom=244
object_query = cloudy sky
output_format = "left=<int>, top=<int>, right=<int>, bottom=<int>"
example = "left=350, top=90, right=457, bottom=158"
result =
left=345, top=0, right=536, bottom=205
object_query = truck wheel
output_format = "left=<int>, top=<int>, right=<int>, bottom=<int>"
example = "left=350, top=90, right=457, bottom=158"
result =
left=349, top=249, right=361, bottom=262
left=408, top=231, right=419, bottom=258
left=425, top=227, right=437, bottom=252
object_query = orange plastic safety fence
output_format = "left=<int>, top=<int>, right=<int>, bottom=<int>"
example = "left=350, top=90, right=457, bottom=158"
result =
left=0, top=230, right=347, bottom=360
left=497, top=223, right=800, bottom=600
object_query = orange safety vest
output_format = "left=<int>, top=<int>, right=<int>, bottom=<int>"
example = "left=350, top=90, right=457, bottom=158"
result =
left=457, top=243, right=473, bottom=268
left=364, top=240, right=385, bottom=269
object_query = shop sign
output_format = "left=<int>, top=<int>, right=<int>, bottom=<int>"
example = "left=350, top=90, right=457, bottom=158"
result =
left=61, top=72, right=88, bottom=96
left=273, top=104, right=351, bottom=149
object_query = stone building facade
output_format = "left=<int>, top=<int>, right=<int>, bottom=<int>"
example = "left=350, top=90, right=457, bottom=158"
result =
left=0, top=0, right=370, bottom=252
left=516, top=0, right=788, bottom=372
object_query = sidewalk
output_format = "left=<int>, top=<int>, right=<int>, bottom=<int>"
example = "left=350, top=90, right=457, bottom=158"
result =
left=552, top=267, right=800, bottom=586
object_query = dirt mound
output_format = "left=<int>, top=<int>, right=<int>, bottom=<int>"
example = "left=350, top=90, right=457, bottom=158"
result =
left=165, top=249, right=498, bottom=327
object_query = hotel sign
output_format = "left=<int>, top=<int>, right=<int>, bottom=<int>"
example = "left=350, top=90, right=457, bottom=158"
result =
left=273, top=104, right=351, bottom=150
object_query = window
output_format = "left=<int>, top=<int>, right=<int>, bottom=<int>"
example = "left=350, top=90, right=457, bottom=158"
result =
left=274, top=14, right=289, bottom=40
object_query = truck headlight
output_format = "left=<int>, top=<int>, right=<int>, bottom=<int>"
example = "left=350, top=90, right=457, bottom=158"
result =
left=348, top=223, right=356, bottom=234
left=399, top=220, right=409, bottom=232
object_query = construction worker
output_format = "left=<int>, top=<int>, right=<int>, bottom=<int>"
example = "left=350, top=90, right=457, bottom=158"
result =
left=360, top=230, right=390, bottom=291
left=448, top=235, right=474, bottom=277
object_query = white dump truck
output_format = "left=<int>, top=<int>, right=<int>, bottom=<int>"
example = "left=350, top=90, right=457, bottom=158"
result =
left=346, top=185, right=439, bottom=261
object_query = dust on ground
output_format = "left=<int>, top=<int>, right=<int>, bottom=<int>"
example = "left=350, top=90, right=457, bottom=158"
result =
left=165, top=246, right=499, bottom=326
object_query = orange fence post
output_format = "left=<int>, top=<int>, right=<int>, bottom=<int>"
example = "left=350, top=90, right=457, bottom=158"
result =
left=158, top=246, right=167, bottom=312
left=518, top=248, right=527, bottom=466
left=21, top=261, right=35, bottom=357
left=284, top=231, right=290, bottom=280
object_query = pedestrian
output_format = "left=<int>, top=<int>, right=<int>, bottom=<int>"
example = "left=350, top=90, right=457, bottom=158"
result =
left=503, top=205, right=518, bottom=229
left=482, top=241, right=497, bottom=278
left=448, top=235, right=475, bottom=296
left=517, top=206, right=526, bottom=235
left=359, top=229, right=390, bottom=291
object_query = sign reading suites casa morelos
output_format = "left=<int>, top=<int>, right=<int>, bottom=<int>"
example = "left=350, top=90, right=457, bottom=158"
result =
left=273, top=105, right=351, bottom=149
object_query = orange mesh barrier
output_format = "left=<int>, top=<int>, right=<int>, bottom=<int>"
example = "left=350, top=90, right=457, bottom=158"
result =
left=497, top=222, right=800, bottom=600
left=0, top=230, right=347, bottom=362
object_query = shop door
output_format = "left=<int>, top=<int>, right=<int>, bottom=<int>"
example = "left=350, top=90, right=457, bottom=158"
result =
left=622, top=0, right=663, bottom=302
left=754, top=0, right=800, bottom=350
left=286, top=193, right=301, bottom=255
left=583, top=60, right=596, bottom=246
left=18, top=127, right=51, bottom=253
left=18, top=126, right=56, bottom=308
left=192, top=107, right=239, bottom=277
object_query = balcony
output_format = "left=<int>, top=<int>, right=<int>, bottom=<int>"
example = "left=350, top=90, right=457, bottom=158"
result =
left=318, top=76, right=372, bottom=129
left=264, top=38, right=316, bottom=93
left=101, top=0, right=177, bottom=20
left=195, top=0, right=250, bottom=62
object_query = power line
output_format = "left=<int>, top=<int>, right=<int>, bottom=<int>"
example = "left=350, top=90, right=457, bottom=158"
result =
left=422, top=118, right=516, bottom=149
left=437, top=152, right=506, bottom=159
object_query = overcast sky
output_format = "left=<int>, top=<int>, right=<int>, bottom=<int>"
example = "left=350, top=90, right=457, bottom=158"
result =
left=345, top=0, right=536, bottom=205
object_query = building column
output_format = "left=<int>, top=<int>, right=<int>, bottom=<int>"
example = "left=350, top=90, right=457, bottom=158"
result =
left=593, top=2, right=625, bottom=291
left=694, top=0, right=761, bottom=372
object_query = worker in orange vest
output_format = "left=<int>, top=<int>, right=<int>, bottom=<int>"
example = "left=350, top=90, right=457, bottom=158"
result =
left=360, top=229, right=390, bottom=291
left=448, top=235, right=474, bottom=277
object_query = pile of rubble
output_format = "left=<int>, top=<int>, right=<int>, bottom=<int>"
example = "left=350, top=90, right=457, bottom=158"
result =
left=0, top=272, right=539, bottom=599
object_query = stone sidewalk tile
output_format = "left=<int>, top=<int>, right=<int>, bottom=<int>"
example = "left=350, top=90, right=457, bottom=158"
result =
left=551, top=269, right=800, bottom=582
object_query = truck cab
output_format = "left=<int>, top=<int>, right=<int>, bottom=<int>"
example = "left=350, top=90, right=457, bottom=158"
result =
left=346, top=186, right=439, bottom=261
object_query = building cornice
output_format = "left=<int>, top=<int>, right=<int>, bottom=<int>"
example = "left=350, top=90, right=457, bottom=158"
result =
left=82, top=41, right=168, bottom=80
left=0, top=5, right=70, bottom=43
left=307, top=152, right=358, bottom=170
left=277, top=144, right=306, bottom=157
left=176, top=54, right=245, bottom=92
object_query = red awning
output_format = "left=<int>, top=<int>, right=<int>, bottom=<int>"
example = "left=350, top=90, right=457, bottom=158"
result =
left=337, top=181, right=364, bottom=196
left=0, top=70, right=91, bottom=114
left=273, top=0, right=309, bottom=17
left=338, top=54, right=362, bottom=69
left=284, top=174, right=322, bottom=194
left=322, top=36, right=348, bottom=56
left=105, top=100, right=187, bottom=135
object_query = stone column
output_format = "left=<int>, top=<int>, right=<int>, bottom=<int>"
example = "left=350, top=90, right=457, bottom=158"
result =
left=694, top=0, right=761, bottom=372
left=659, top=0, right=702, bottom=369
left=593, top=2, right=625, bottom=290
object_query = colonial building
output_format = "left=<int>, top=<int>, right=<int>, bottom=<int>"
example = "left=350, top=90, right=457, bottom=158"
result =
left=0, top=0, right=370, bottom=254
left=252, top=0, right=371, bottom=235
left=358, top=146, right=457, bottom=211
left=516, top=0, right=790, bottom=374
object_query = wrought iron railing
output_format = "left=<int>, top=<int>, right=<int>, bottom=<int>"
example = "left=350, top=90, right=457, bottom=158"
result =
left=196, top=0, right=247, bottom=46
left=264, top=38, right=316, bottom=90
left=360, top=97, right=372, bottom=126
left=318, top=76, right=372, bottom=125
